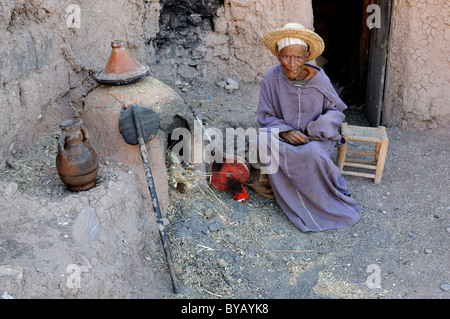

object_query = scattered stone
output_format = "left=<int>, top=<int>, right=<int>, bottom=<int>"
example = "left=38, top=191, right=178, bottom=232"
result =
left=225, top=78, right=239, bottom=87
left=440, top=283, right=450, bottom=292
left=3, top=182, right=18, bottom=199
left=218, top=259, right=228, bottom=268
left=174, top=262, right=183, bottom=276
left=225, top=83, right=239, bottom=91
left=424, top=249, right=433, bottom=254
left=72, top=206, right=101, bottom=245
left=204, top=209, right=214, bottom=219
left=2, top=291, right=14, bottom=299
left=6, top=158, right=21, bottom=170
left=216, top=80, right=227, bottom=88
left=217, top=78, right=240, bottom=93
left=207, top=222, right=221, bottom=232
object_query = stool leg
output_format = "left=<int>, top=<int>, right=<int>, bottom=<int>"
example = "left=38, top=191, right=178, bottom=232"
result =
left=374, top=137, right=388, bottom=183
left=337, top=138, right=347, bottom=172
left=375, top=142, right=380, bottom=161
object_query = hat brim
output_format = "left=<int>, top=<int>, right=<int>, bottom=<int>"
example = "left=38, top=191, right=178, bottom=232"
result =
left=263, top=27, right=325, bottom=62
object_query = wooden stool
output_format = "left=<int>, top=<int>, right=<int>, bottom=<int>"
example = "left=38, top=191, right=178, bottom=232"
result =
left=337, top=123, right=388, bottom=184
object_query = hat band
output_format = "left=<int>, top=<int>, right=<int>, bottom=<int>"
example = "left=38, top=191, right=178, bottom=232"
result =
left=277, top=37, right=308, bottom=51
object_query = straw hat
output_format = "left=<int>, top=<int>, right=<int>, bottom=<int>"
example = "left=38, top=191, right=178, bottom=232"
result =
left=263, top=23, right=325, bottom=62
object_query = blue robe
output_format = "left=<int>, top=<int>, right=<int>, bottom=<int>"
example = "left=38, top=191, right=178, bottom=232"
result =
left=257, top=63, right=361, bottom=232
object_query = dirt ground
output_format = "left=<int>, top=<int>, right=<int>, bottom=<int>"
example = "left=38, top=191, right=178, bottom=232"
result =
left=0, top=79, right=448, bottom=300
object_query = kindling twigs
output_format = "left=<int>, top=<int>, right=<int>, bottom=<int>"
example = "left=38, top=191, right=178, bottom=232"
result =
left=197, top=244, right=216, bottom=251
left=264, top=249, right=327, bottom=254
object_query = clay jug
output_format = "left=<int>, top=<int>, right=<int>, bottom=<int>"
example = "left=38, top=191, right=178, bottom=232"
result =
left=56, top=118, right=98, bottom=191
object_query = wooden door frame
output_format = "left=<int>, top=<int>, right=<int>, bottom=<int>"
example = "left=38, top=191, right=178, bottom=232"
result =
left=365, top=0, right=396, bottom=126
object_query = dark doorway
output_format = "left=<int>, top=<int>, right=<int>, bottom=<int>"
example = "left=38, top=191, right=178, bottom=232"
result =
left=312, top=0, right=394, bottom=127
left=312, top=0, right=368, bottom=123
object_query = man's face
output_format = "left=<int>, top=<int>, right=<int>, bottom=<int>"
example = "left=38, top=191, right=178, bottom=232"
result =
left=276, top=44, right=310, bottom=80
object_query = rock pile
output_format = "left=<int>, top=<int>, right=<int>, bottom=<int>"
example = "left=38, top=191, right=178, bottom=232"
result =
left=216, top=78, right=240, bottom=93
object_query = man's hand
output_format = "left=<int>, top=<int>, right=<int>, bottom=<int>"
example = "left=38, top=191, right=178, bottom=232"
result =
left=279, top=130, right=309, bottom=145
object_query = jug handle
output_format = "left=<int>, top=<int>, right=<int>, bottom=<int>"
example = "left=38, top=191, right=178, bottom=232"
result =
left=81, top=125, right=91, bottom=144
left=58, top=132, right=68, bottom=159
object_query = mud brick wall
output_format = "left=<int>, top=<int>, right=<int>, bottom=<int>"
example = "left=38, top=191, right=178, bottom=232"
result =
left=149, top=0, right=313, bottom=82
left=150, top=0, right=225, bottom=82
left=0, top=0, right=313, bottom=167
left=0, top=0, right=149, bottom=169
left=384, top=0, right=450, bottom=130
left=0, top=0, right=448, bottom=169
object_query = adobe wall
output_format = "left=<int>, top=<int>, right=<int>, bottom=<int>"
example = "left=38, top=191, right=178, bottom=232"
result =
left=0, top=0, right=150, bottom=168
left=211, top=0, right=314, bottom=80
left=0, top=0, right=313, bottom=167
left=384, top=0, right=450, bottom=129
left=150, top=0, right=314, bottom=82
left=1, top=0, right=447, bottom=168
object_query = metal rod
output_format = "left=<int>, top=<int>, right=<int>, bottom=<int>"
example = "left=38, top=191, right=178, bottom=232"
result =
left=131, top=105, right=180, bottom=294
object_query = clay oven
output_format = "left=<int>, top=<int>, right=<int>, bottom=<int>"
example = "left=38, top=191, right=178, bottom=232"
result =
left=82, top=41, right=194, bottom=212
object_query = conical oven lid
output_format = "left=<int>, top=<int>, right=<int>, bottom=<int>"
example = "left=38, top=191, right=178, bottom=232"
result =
left=94, top=40, right=150, bottom=86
